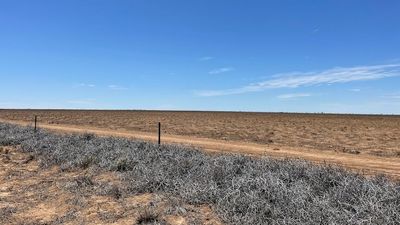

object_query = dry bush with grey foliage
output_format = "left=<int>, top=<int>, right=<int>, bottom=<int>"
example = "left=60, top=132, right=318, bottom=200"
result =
left=0, top=122, right=399, bottom=225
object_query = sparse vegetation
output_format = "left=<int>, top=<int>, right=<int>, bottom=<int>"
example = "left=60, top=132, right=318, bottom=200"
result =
left=0, top=207, right=17, bottom=222
left=137, top=207, right=166, bottom=225
left=0, top=122, right=399, bottom=225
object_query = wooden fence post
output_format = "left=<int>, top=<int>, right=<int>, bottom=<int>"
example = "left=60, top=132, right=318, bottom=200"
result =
left=34, top=115, right=37, bottom=132
left=158, top=122, right=161, bottom=145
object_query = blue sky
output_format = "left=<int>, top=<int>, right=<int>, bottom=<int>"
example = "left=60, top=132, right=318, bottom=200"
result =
left=1, top=0, right=400, bottom=114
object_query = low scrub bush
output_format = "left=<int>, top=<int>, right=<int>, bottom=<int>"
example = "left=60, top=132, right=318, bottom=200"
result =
left=0, top=122, right=399, bottom=225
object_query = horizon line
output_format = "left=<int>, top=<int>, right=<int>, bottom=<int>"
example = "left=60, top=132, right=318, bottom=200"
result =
left=1, top=108, right=399, bottom=116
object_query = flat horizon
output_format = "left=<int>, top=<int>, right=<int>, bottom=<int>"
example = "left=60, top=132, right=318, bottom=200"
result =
left=1, top=108, right=399, bottom=116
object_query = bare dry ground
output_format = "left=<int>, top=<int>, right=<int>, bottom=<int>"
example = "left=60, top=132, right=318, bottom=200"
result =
left=1, top=109, right=400, bottom=179
left=1, top=109, right=399, bottom=157
left=0, top=146, right=222, bottom=225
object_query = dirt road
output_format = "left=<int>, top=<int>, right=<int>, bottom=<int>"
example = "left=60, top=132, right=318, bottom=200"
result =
left=2, top=109, right=399, bottom=157
left=1, top=119, right=400, bottom=179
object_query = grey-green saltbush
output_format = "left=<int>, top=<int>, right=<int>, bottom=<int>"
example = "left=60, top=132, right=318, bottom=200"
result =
left=0, top=122, right=399, bottom=225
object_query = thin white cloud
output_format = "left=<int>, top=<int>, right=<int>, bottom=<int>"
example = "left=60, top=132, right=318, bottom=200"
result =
left=209, top=67, right=234, bottom=74
left=349, top=88, right=361, bottom=92
left=278, top=93, right=311, bottom=99
left=383, top=94, right=400, bottom=99
left=74, top=83, right=95, bottom=88
left=196, top=64, right=400, bottom=96
left=199, top=56, right=214, bottom=61
left=108, top=85, right=128, bottom=90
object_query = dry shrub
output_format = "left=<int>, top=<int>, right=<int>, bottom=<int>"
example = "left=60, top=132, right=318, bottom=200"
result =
left=1, top=122, right=399, bottom=225
left=136, top=207, right=166, bottom=225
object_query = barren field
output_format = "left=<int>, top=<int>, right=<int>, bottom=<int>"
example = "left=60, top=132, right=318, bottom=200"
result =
left=1, top=110, right=400, bottom=179
left=1, top=109, right=399, bottom=157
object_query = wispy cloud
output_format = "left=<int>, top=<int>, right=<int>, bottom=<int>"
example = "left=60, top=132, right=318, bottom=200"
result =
left=196, top=64, right=400, bottom=96
left=383, top=94, right=400, bottom=99
left=74, top=83, right=95, bottom=88
left=209, top=67, right=234, bottom=74
left=199, top=56, right=214, bottom=61
left=349, top=88, right=361, bottom=92
left=108, top=85, right=128, bottom=90
left=278, top=93, right=311, bottom=99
